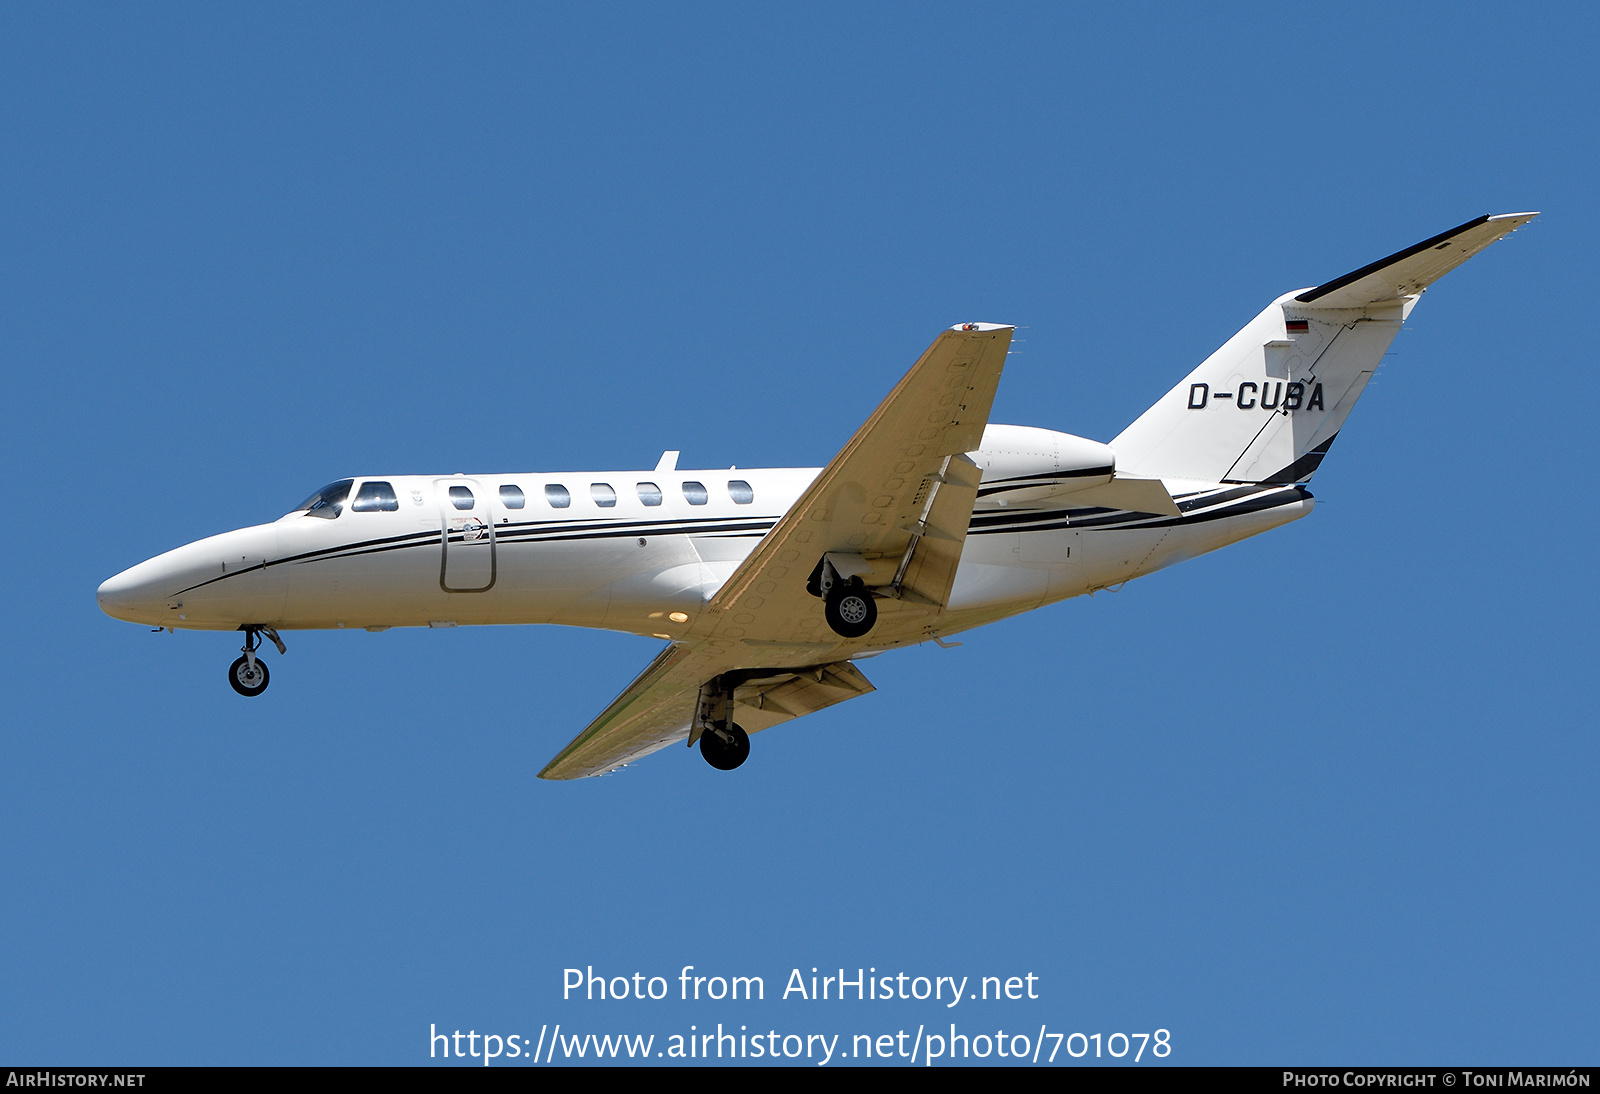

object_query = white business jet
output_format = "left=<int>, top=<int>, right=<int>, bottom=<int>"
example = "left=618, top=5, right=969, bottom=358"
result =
left=98, top=214, right=1536, bottom=778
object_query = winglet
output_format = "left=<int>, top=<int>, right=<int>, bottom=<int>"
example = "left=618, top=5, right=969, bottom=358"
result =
left=655, top=450, right=680, bottom=473
left=1294, top=212, right=1538, bottom=309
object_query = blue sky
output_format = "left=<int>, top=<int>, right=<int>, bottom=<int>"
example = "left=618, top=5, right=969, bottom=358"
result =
left=2, top=3, right=1595, bottom=1066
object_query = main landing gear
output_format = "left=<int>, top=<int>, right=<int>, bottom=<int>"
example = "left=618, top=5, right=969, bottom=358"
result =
left=824, top=579, right=877, bottom=639
left=694, top=674, right=750, bottom=771
left=809, top=556, right=880, bottom=639
left=699, top=722, right=750, bottom=771
left=229, top=625, right=285, bottom=697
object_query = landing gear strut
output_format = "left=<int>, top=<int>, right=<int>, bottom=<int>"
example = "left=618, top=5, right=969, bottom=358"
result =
left=693, top=674, right=751, bottom=771
left=229, top=625, right=285, bottom=697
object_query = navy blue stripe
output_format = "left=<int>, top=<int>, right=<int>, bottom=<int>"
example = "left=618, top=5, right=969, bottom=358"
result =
left=174, top=513, right=781, bottom=591
left=966, top=487, right=1310, bottom=535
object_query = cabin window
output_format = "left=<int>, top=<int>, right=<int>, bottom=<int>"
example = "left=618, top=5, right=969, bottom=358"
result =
left=293, top=479, right=353, bottom=519
left=351, top=480, right=400, bottom=512
left=636, top=482, right=663, bottom=506
left=728, top=479, right=754, bottom=505
left=499, top=484, right=526, bottom=509
left=682, top=480, right=709, bottom=505
left=448, top=485, right=475, bottom=510
left=591, top=483, right=618, bottom=508
left=545, top=484, right=571, bottom=508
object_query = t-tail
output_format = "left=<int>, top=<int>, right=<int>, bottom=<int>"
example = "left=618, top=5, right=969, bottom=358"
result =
left=1111, top=213, right=1537, bottom=488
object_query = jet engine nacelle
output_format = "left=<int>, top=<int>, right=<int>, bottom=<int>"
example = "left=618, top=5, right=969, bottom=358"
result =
left=970, top=424, right=1115, bottom=505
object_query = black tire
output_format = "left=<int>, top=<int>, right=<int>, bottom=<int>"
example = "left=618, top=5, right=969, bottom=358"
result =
left=228, top=655, right=270, bottom=697
left=824, top=581, right=877, bottom=638
left=699, top=722, right=750, bottom=771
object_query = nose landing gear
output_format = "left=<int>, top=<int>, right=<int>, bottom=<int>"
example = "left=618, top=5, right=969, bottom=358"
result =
left=229, top=654, right=269, bottom=696
left=229, top=625, right=285, bottom=697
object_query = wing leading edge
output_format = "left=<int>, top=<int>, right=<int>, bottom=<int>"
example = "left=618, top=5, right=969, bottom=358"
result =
left=538, top=322, right=1014, bottom=779
left=536, top=645, right=874, bottom=780
left=704, top=322, right=1013, bottom=632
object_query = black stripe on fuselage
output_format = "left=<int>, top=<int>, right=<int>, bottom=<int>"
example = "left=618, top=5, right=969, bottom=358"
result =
left=965, top=485, right=1310, bottom=536
left=975, top=465, right=1116, bottom=498
left=322, top=518, right=780, bottom=563
left=492, top=516, right=776, bottom=542
left=171, top=528, right=443, bottom=595
left=174, top=485, right=1307, bottom=599
left=172, top=513, right=782, bottom=593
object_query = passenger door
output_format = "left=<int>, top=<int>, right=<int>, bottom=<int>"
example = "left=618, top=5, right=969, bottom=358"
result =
left=436, top=478, right=496, bottom=592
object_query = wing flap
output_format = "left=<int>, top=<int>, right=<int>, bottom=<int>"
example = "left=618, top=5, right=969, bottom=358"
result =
left=893, top=452, right=984, bottom=606
left=541, top=322, right=1013, bottom=779
left=732, top=661, right=876, bottom=732
left=703, top=323, right=1012, bottom=645
left=538, top=646, right=878, bottom=779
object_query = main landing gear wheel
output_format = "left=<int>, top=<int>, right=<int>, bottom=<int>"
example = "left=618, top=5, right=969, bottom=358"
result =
left=229, top=655, right=270, bottom=697
left=824, top=579, right=877, bottom=639
left=699, top=722, right=750, bottom=771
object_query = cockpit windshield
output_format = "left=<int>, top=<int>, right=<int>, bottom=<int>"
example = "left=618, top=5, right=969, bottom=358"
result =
left=290, top=479, right=354, bottom=519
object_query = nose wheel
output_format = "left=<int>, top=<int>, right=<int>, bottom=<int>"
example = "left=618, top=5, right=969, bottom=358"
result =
left=229, top=655, right=270, bottom=696
left=229, top=625, right=285, bottom=697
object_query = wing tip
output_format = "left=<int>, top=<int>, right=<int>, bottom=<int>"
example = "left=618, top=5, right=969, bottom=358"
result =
left=949, top=322, right=1014, bottom=332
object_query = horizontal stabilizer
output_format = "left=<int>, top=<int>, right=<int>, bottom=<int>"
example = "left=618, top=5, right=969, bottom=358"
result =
left=1294, top=212, right=1537, bottom=309
left=1044, top=474, right=1180, bottom=516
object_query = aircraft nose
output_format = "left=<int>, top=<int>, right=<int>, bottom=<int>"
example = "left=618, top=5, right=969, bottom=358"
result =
left=97, top=563, right=168, bottom=624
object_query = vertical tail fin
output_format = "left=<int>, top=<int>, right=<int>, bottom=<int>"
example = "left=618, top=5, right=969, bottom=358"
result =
left=1111, top=213, right=1536, bottom=485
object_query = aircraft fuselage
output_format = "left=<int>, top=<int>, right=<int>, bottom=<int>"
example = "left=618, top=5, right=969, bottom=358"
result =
left=98, top=437, right=1311, bottom=647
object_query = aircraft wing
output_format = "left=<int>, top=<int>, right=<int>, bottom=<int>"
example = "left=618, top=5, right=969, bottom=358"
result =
left=536, top=644, right=876, bottom=779
left=537, top=322, right=1013, bottom=779
left=704, top=322, right=1013, bottom=634
left=537, top=643, right=702, bottom=779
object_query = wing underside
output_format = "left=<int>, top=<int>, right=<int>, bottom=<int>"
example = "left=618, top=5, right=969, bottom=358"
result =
left=537, top=645, right=876, bottom=779
left=537, top=643, right=701, bottom=779
left=538, top=322, right=1014, bottom=779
